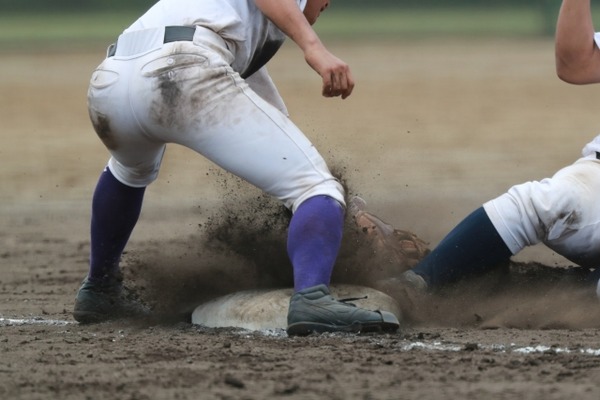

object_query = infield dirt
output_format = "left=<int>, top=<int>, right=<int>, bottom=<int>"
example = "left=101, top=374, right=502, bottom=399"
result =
left=2, top=38, right=600, bottom=399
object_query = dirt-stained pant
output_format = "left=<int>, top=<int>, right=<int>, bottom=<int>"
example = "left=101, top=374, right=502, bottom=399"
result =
left=87, top=26, right=345, bottom=213
left=484, top=154, right=600, bottom=268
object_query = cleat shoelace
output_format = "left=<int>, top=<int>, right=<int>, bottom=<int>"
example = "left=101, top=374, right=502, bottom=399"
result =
left=337, top=295, right=368, bottom=306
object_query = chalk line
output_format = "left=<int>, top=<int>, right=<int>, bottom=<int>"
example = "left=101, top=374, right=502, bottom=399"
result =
left=3, top=316, right=599, bottom=356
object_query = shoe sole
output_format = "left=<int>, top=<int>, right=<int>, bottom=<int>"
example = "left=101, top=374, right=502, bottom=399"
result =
left=287, top=311, right=400, bottom=336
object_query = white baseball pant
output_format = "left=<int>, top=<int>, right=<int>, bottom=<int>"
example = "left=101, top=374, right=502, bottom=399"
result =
left=87, top=26, right=345, bottom=213
left=484, top=154, right=600, bottom=268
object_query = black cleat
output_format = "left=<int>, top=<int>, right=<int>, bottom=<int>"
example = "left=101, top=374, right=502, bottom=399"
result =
left=286, top=284, right=400, bottom=336
left=73, top=276, right=149, bottom=324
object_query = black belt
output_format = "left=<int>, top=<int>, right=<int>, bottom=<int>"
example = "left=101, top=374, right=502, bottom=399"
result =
left=107, top=26, right=196, bottom=57
left=597, top=151, right=600, bottom=160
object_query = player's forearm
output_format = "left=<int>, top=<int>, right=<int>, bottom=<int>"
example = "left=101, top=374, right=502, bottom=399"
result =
left=254, top=0, right=323, bottom=53
left=555, top=0, right=600, bottom=83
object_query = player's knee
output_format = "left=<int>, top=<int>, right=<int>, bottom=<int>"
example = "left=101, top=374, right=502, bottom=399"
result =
left=290, top=179, right=345, bottom=213
left=108, top=158, right=158, bottom=188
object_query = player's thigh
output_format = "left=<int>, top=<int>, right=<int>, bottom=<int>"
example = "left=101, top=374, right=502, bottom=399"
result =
left=88, top=60, right=166, bottom=187
left=543, top=160, right=600, bottom=263
left=537, top=159, right=600, bottom=234
left=178, top=86, right=344, bottom=211
left=499, top=159, right=600, bottom=241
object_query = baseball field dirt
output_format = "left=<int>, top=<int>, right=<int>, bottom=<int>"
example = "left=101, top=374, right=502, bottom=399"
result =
left=3, top=38, right=600, bottom=399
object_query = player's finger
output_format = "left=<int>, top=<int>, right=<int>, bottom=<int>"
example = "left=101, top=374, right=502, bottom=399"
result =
left=339, top=70, right=354, bottom=99
left=322, top=76, right=333, bottom=97
left=322, top=82, right=334, bottom=97
left=327, top=72, right=343, bottom=97
left=320, top=65, right=354, bottom=98
left=325, top=72, right=347, bottom=98
left=333, top=63, right=355, bottom=98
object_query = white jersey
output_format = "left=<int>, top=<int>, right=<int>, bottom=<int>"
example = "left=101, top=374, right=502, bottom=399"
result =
left=125, top=0, right=307, bottom=78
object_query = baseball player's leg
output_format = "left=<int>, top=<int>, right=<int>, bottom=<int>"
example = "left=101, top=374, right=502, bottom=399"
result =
left=93, top=42, right=399, bottom=332
left=166, top=67, right=397, bottom=333
left=410, top=163, right=591, bottom=291
left=180, top=87, right=346, bottom=284
left=543, top=160, right=600, bottom=268
left=409, top=157, right=600, bottom=292
left=282, top=192, right=399, bottom=335
left=287, top=195, right=344, bottom=291
left=88, top=166, right=146, bottom=284
left=82, top=139, right=166, bottom=298
left=409, top=206, right=513, bottom=290
left=486, top=158, right=600, bottom=268
left=75, top=58, right=168, bottom=323
left=73, top=165, right=150, bottom=324
left=146, top=59, right=344, bottom=286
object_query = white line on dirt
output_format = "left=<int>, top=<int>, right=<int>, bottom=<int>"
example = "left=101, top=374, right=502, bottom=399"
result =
left=402, top=341, right=600, bottom=356
left=0, top=317, right=73, bottom=326
left=242, top=330, right=600, bottom=355
left=3, top=317, right=600, bottom=356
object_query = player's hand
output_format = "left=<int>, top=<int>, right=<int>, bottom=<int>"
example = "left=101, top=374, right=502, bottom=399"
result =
left=304, top=45, right=354, bottom=99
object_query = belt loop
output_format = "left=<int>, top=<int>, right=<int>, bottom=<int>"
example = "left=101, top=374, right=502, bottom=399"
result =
left=107, top=43, right=116, bottom=58
left=163, top=26, right=197, bottom=43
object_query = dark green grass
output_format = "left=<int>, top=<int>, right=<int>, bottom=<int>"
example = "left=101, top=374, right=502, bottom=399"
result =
left=0, top=6, right=596, bottom=51
left=0, top=12, right=139, bottom=51
left=315, top=7, right=548, bottom=38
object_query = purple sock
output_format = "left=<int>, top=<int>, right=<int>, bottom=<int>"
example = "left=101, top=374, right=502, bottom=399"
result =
left=287, top=195, right=344, bottom=292
left=88, top=167, right=145, bottom=283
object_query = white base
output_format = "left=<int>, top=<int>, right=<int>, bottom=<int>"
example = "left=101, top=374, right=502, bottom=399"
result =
left=191, top=284, right=401, bottom=331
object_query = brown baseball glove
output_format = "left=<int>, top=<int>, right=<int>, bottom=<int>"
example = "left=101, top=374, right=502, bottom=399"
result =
left=348, top=196, right=430, bottom=271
